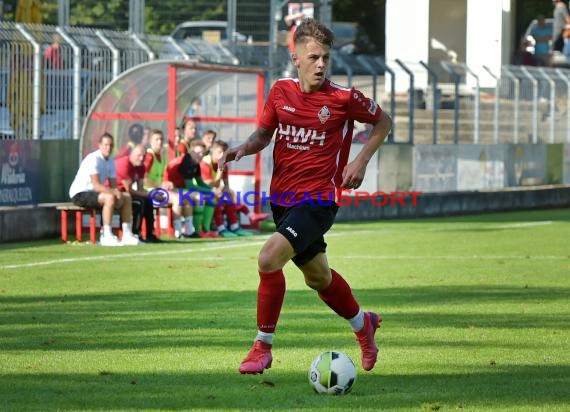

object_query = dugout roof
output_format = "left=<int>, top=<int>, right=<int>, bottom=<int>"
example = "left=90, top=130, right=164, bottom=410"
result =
left=81, top=60, right=265, bottom=160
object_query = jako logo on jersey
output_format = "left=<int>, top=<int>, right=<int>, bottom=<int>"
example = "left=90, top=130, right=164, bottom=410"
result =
left=277, top=123, right=326, bottom=146
left=282, top=105, right=296, bottom=113
left=286, top=226, right=298, bottom=237
left=318, top=106, right=331, bottom=124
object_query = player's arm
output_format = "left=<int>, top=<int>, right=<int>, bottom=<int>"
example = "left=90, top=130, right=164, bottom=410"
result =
left=219, top=126, right=275, bottom=172
left=90, top=173, right=109, bottom=193
left=341, top=111, right=392, bottom=189
left=128, top=178, right=148, bottom=197
left=199, top=162, right=216, bottom=187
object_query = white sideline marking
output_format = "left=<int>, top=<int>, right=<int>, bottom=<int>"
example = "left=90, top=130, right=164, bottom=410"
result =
left=0, top=239, right=268, bottom=270
left=0, top=220, right=559, bottom=270
left=486, top=221, right=553, bottom=229
left=338, top=255, right=567, bottom=260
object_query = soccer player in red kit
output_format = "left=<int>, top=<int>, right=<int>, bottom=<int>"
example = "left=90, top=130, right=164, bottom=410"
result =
left=219, top=18, right=392, bottom=374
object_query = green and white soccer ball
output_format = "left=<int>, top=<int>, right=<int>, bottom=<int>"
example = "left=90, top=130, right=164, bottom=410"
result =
left=308, top=351, right=357, bottom=395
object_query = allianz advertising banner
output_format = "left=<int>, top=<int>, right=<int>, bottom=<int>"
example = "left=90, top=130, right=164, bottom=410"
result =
left=0, top=140, right=40, bottom=206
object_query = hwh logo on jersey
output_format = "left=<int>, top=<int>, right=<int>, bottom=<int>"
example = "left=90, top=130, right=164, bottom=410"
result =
left=277, top=123, right=326, bottom=146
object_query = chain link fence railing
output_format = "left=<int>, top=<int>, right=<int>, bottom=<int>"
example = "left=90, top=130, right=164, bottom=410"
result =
left=1, top=20, right=569, bottom=144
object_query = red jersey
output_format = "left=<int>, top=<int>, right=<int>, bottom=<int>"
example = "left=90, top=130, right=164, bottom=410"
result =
left=259, top=78, right=382, bottom=206
left=177, top=141, right=190, bottom=155
left=115, top=155, right=145, bottom=192
left=164, top=153, right=202, bottom=189
left=200, top=160, right=215, bottom=182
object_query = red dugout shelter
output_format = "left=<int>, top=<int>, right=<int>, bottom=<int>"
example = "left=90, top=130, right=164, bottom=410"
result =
left=81, top=60, right=267, bottom=216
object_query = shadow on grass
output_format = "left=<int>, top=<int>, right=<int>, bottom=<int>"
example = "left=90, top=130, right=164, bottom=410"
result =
left=0, top=365, right=569, bottom=410
left=0, top=285, right=568, bottom=351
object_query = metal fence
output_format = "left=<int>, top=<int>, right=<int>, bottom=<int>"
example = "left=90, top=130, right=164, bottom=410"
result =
left=375, top=59, right=570, bottom=145
left=1, top=20, right=569, bottom=144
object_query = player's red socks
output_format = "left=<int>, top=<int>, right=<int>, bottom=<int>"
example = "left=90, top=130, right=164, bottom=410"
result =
left=318, top=269, right=360, bottom=319
left=257, top=269, right=286, bottom=333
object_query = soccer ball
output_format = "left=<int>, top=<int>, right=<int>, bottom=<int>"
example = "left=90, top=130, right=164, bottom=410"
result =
left=308, top=351, right=357, bottom=395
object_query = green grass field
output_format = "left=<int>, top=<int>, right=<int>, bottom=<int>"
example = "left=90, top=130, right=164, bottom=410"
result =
left=1, top=209, right=569, bottom=411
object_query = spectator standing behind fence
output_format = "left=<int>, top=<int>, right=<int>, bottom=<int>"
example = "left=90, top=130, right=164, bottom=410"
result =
left=562, top=22, right=570, bottom=59
left=69, top=133, right=140, bottom=247
left=144, top=129, right=196, bottom=239
left=515, top=39, right=536, bottom=66
left=219, top=18, right=392, bottom=374
left=115, top=144, right=160, bottom=243
left=552, top=0, right=570, bottom=52
left=530, top=15, right=552, bottom=66
left=43, top=34, right=63, bottom=113
left=283, top=11, right=305, bottom=77
left=44, top=34, right=62, bottom=69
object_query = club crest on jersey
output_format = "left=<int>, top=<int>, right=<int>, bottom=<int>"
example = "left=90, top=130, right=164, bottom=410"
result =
left=318, top=106, right=330, bottom=124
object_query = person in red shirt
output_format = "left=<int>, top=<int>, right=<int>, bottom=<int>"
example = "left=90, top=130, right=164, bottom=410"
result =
left=220, top=18, right=393, bottom=375
left=176, top=118, right=198, bottom=155
left=283, top=11, right=305, bottom=77
left=201, top=140, right=270, bottom=237
left=115, top=144, right=160, bottom=243
left=144, top=129, right=195, bottom=239
left=116, top=123, right=145, bottom=159
left=164, top=139, right=218, bottom=238
left=44, top=34, right=62, bottom=69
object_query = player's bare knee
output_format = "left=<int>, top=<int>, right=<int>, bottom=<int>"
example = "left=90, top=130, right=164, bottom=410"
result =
left=304, top=272, right=330, bottom=291
left=258, top=249, right=281, bottom=272
left=100, top=192, right=115, bottom=207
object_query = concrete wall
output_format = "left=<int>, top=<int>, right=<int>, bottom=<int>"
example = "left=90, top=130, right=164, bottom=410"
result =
left=1, top=184, right=569, bottom=243
left=336, top=185, right=570, bottom=222
left=0, top=206, right=60, bottom=242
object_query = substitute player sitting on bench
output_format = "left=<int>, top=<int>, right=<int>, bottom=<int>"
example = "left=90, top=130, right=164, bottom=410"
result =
left=68, top=132, right=140, bottom=246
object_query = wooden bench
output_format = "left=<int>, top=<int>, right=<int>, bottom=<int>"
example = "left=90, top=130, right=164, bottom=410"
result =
left=56, top=203, right=174, bottom=244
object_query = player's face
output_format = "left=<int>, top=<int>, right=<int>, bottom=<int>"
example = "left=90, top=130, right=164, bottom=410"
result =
left=184, top=121, right=197, bottom=140
left=293, top=39, right=330, bottom=92
left=130, top=147, right=145, bottom=166
left=202, top=132, right=215, bottom=148
left=211, top=146, right=224, bottom=162
left=99, top=137, right=114, bottom=159
left=150, top=133, right=163, bottom=153
left=192, top=146, right=205, bottom=158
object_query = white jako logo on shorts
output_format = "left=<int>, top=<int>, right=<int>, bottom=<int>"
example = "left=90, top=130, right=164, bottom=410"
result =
left=286, top=226, right=298, bottom=237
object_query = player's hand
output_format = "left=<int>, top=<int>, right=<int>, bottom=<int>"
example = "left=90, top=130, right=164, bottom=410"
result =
left=341, top=160, right=365, bottom=189
left=112, top=188, right=123, bottom=200
left=219, top=148, right=245, bottom=172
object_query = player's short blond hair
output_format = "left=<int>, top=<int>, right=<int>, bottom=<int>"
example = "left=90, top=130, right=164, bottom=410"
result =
left=294, top=18, right=334, bottom=48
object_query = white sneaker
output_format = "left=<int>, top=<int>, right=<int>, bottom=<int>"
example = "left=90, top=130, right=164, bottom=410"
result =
left=99, top=234, right=121, bottom=247
left=120, top=233, right=141, bottom=246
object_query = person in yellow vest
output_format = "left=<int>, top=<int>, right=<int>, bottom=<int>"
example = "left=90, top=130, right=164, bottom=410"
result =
left=143, top=129, right=197, bottom=238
